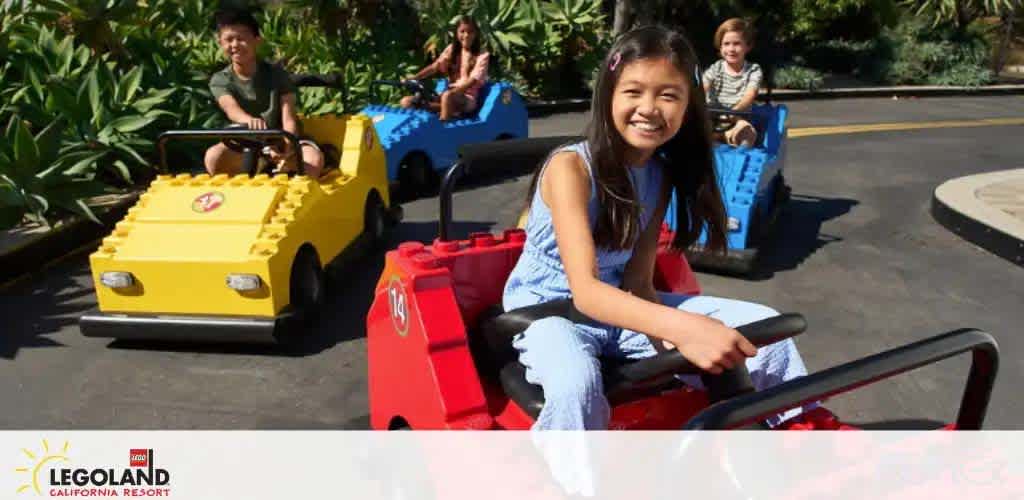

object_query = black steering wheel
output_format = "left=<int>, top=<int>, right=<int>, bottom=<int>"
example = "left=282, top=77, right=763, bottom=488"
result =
left=371, top=79, right=438, bottom=107
left=708, top=107, right=757, bottom=134
left=157, top=128, right=302, bottom=176
left=221, top=123, right=272, bottom=155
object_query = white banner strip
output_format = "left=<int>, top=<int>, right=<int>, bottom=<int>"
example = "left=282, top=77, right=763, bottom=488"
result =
left=3, top=431, right=1023, bottom=499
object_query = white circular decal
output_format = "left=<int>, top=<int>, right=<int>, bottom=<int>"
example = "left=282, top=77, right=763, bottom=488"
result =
left=387, top=275, right=409, bottom=336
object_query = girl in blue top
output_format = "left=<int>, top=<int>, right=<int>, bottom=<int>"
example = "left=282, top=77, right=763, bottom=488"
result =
left=503, top=26, right=812, bottom=430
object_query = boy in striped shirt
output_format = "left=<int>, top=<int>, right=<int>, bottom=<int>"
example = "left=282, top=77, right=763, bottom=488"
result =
left=703, top=18, right=762, bottom=147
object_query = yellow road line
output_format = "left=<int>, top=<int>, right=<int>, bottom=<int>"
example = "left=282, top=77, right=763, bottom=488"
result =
left=789, top=117, right=1024, bottom=138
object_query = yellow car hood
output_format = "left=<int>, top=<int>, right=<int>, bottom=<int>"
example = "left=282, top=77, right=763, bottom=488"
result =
left=106, top=177, right=287, bottom=262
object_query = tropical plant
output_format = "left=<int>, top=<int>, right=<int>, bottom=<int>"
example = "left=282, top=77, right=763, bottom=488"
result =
left=414, top=0, right=469, bottom=57
left=53, top=63, right=177, bottom=184
left=774, top=65, right=825, bottom=89
left=28, top=0, right=139, bottom=60
left=471, top=0, right=533, bottom=64
left=0, top=116, right=108, bottom=229
left=905, top=0, right=1021, bottom=29
left=0, top=26, right=94, bottom=127
left=861, top=16, right=995, bottom=85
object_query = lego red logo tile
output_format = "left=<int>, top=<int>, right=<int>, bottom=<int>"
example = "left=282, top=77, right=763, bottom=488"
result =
left=130, top=449, right=148, bottom=467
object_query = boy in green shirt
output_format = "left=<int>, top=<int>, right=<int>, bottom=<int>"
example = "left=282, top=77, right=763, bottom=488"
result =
left=203, top=9, right=324, bottom=177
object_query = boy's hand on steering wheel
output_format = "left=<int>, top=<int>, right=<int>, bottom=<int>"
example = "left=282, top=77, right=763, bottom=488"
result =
left=672, top=314, right=757, bottom=375
left=247, top=117, right=268, bottom=130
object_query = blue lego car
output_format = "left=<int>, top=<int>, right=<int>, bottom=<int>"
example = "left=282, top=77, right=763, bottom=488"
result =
left=361, top=79, right=528, bottom=194
left=665, top=103, right=790, bottom=274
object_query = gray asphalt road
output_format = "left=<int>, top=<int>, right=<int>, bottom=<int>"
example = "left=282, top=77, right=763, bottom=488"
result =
left=2, top=96, right=1022, bottom=429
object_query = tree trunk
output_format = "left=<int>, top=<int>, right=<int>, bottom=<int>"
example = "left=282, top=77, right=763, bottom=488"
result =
left=957, top=3, right=972, bottom=31
left=613, top=0, right=633, bottom=37
left=993, top=13, right=1015, bottom=75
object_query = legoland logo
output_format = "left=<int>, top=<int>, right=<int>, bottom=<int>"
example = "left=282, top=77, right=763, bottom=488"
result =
left=15, top=440, right=69, bottom=496
left=128, top=451, right=147, bottom=468
left=15, top=440, right=172, bottom=497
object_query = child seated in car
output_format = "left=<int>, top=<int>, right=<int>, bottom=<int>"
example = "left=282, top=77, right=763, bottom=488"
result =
left=703, top=18, right=762, bottom=147
left=399, top=15, right=490, bottom=121
left=203, top=9, right=325, bottom=177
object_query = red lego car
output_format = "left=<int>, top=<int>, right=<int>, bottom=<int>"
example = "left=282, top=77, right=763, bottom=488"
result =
left=365, top=139, right=999, bottom=431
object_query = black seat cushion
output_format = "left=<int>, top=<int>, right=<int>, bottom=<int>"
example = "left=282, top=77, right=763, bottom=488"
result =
left=473, top=300, right=689, bottom=419
left=473, top=299, right=585, bottom=376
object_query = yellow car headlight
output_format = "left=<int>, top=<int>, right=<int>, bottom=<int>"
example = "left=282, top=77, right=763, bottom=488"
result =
left=99, top=271, right=135, bottom=289
left=226, top=274, right=262, bottom=291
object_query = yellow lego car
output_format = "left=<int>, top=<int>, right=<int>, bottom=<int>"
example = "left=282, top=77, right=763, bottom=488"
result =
left=80, top=114, right=399, bottom=343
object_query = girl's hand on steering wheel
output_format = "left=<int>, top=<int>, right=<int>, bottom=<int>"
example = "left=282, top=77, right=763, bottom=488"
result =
left=669, top=313, right=757, bottom=375
left=265, top=143, right=291, bottom=169
left=247, top=117, right=268, bottom=130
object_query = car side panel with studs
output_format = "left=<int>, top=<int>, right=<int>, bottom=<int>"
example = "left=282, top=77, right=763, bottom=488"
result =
left=81, top=114, right=394, bottom=343
left=664, top=103, right=789, bottom=274
left=360, top=81, right=529, bottom=184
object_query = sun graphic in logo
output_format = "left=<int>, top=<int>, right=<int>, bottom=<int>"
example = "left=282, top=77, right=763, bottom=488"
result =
left=15, top=439, right=69, bottom=495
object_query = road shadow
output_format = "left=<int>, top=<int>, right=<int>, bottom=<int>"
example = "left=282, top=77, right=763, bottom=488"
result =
left=107, top=220, right=495, bottom=357
left=0, top=258, right=95, bottom=359
left=747, top=194, right=859, bottom=280
left=843, top=418, right=949, bottom=430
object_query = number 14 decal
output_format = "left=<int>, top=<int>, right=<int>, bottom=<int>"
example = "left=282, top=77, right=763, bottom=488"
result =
left=387, top=276, right=410, bottom=336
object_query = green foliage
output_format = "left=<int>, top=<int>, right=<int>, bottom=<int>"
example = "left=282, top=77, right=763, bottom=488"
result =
left=55, top=63, right=177, bottom=183
left=789, top=0, right=900, bottom=41
left=0, top=116, right=108, bottom=229
left=0, top=2, right=208, bottom=227
left=905, top=0, right=1022, bottom=29
left=862, top=16, right=995, bottom=85
left=1, top=0, right=1012, bottom=230
left=414, top=0, right=605, bottom=98
left=774, top=65, right=825, bottom=89
left=801, top=39, right=878, bottom=74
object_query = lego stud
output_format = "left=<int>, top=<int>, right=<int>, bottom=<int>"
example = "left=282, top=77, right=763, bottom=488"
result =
left=411, top=252, right=438, bottom=270
left=470, top=232, right=496, bottom=248
left=398, top=242, right=424, bottom=257
left=432, top=239, right=460, bottom=254
left=504, top=228, right=527, bottom=243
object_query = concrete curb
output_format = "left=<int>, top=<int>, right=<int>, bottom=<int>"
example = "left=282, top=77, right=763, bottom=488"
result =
left=932, top=170, right=1024, bottom=268
left=526, top=84, right=1024, bottom=116
left=0, top=194, right=139, bottom=288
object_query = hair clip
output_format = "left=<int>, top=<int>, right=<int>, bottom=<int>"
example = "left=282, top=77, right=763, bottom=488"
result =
left=609, top=51, right=622, bottom=72
left=694, top=63, right=702, bottom=86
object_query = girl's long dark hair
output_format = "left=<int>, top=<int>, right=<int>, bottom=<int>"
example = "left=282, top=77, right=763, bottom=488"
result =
left=526, top=26, right=727, bottom=253
left=448, top=15, right=482, bottom=83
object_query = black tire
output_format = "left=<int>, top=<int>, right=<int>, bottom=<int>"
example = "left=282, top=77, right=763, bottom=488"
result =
left=388, top=416, right=411, bottom=430
left=290, top=245, right=325, bottom=323
left=747, top=206, right=764, bottom=247
left=397, top=153, right=435, bottom=197
left=364, top=192, right=388, bottom=250
left=774, top=175, right=792, bottom=205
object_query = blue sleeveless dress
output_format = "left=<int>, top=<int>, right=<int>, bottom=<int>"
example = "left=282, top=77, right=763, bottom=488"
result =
left=502, top=141, right=810, bottom=430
